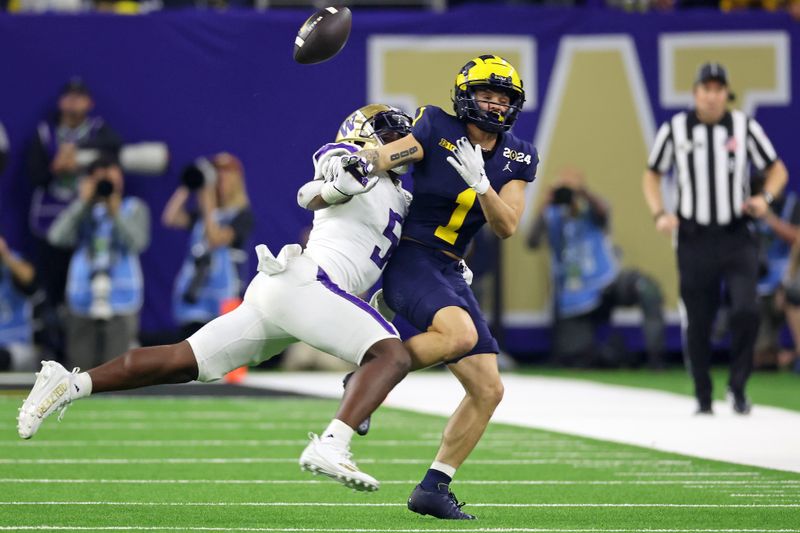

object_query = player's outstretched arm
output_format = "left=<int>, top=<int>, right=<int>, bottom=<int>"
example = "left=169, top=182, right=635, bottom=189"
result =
left=298, top=155, right=382, bottom=211
left=356, top=134, right=424, bottom=173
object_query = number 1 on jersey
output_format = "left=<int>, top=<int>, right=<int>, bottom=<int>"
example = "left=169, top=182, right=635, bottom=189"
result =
left=434, top=188, right=477, bottom=245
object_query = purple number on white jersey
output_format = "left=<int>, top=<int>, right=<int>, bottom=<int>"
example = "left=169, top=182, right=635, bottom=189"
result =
left=370, top=209, right=404, bottom=269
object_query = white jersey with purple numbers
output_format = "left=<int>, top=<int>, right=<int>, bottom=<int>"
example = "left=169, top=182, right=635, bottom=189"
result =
left=304, top=142, right=411, bottom=295
left=186, top=142, right=411, bottom=381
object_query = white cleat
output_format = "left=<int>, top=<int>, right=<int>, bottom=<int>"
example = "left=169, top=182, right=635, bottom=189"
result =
left=299, top=433, right=379, bottom=492
left=17, top=361, right=79, bottom=439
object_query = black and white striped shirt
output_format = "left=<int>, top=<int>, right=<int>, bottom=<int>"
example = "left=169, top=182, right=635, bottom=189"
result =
left=648, top=110, right=778, bottom=225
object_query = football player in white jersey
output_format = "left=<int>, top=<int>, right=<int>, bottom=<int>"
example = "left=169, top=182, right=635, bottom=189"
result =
left=16, top=104, right=414, bottom=493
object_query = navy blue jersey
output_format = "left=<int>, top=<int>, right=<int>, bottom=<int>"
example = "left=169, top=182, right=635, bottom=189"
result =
left=403, top=105, right=538, bottom=257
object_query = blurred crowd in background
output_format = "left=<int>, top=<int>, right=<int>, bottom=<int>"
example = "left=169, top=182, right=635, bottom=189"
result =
left=1, top=0, right=800, bottom=19
left=2, top=72, right=799, bottom=376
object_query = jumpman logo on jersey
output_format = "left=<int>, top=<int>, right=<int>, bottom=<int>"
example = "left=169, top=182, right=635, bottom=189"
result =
left=502, top=161, right=512, bottom=173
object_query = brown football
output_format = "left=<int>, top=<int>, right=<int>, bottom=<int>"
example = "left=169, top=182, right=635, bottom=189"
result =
left=293, top=6, right=352, bottom=65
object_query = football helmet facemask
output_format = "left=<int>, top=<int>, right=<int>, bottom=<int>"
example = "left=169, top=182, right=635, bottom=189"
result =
left=335, top=104, right=413, bottom=175
left=452, top=55, right=525, bottom=133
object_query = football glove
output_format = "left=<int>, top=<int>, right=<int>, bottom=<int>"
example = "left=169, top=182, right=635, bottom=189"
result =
left=320, top=155, right=379, bottom=205
left=457, top=260, right=474, bottom=286
left=446, top=137, right=490, bottom=195
left=313, top=144, right=356, bottom=182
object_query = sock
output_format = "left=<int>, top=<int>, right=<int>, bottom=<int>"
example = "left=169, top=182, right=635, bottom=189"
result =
left=71, top=372, right=93, bottom=400
left=420, top=462, right=456, bottom=493
left=321, top=418, right=354, bottom=445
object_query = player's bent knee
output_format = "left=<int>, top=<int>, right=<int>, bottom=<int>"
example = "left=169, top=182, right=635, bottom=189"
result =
left=363, top=338, right=412, bottom=378
left=432, top=307, right=479, bottom=358
left=478, top=378, right=504, bottom=408
left=444, top=326, right=478, bottom=359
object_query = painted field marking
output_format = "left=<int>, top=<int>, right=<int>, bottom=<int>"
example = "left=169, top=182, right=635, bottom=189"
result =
left=2, top=479, right=799, bottom=487
left=2, top=501, right=800, bottom=508
left=0, top=525, right=800, bottom=533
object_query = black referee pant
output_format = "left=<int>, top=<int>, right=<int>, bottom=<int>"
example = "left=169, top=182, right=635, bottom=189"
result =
left=677, top=220, right=759, bottom=409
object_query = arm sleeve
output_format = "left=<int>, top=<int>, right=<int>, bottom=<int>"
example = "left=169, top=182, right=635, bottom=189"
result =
left=513, top=145, right=538, bottom=183
left=297, top=179, right=324, bottom=209
left=648, top=121, right=674, bottom=173
left=47, top=200, right=90, bottom=248
left=746, top=117, right=779, bottom=171
left=113, top=199, right=150, bottom=253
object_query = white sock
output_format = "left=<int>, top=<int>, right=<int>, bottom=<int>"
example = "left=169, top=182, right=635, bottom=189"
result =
left=71, top=372, right=93, bottom=400
left=431, top=460, right=457, bottom=479
left=321, top=418, right=354, bottom=445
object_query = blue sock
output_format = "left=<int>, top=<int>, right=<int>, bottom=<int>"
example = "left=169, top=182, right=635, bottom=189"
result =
left=420, top=468, right=452, bottom=493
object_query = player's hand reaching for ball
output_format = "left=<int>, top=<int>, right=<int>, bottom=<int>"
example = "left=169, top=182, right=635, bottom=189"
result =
left=320, top=155, right=379, bottom=204
left=446, top=137, right=490, bottom=195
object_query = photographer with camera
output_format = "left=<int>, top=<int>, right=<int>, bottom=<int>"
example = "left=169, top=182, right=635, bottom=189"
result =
left=47, top=156, right=150, bottom=369
left=0, top=234, right=37, bottom=371
left=26, top=78, right=123, bottom=362
left=162, top=152, right=253, bottom=338
left=528, top=167, right=666, bottom=368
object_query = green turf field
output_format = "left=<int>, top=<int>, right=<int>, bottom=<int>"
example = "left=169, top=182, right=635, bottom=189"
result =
left=1, top=393, right=798, bottom=532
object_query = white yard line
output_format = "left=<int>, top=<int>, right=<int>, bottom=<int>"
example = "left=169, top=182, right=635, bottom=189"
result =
left=0, top=457, right=691, bottom=465
left=1, top=478, right=799, bottom=486
left=1, top=501, right=800, bottom=508
left=242, top=373, right=800, bottom=474
left=0, top=525, right=800, bottom=533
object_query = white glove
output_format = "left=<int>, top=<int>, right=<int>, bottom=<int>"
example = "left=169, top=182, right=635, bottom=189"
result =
left=313, top=144, right=355, bottom=182
left=446, top=137, right=490, bottom=195
left=457, top=260, right=474, bottom=286
left=320, top=155, right=379, bottom=204
left=368, top=288, right=396, bottom=322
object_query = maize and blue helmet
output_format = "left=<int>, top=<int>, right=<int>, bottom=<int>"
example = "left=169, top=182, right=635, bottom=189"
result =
left=452, top=55, right=525, bottom=133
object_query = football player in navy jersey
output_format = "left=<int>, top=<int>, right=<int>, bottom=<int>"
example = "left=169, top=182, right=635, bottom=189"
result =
left=336, top=55, right=538, bottom=519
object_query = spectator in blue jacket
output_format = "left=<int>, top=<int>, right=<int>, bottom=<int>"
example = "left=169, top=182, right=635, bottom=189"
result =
left=528, top=167, right=665, bottom=368
left=0, top=234, right=36, bottom=371
left=48, top=157, right=149, bottom=369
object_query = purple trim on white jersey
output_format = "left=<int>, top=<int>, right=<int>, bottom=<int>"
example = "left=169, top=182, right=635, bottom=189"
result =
left=316, top=267, right=397, bottom=336
left=313, top=142, right=359, bottom=163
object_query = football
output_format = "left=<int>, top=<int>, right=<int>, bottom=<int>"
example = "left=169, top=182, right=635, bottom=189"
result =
left=293, top=6, right=352, bottom=65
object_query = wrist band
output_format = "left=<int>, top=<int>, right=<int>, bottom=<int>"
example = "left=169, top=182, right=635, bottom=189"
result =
left=320, top=182, right=350, bottom=204
left=764, top=191, right=775, bottom=205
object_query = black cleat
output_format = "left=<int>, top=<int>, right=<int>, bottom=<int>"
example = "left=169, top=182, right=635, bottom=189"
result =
left=695, top=399, right=713, bottom=415
left=728, top=389, right=752, bottom=415
left=342, top=371, right=371, bottom=436
left=407, top=483, right=476, bottom=520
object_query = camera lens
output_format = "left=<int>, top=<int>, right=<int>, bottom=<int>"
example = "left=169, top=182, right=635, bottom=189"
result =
left=553, top=186, right=574, bottom=206
left=181, top=164, right=205, bottom=190
left=95, top=178, right=114, bottom=198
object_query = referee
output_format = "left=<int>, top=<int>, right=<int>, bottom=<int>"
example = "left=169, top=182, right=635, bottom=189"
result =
left=642, top=62, right=788, bottom=415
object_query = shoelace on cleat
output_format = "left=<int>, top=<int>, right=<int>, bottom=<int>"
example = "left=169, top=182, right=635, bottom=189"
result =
left=447, top=491, right=472, bottom=516
left=54, top=367, right=81, bottom=421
